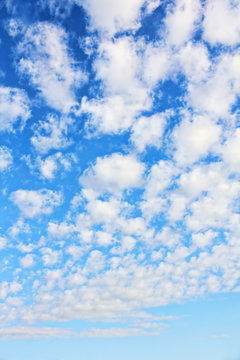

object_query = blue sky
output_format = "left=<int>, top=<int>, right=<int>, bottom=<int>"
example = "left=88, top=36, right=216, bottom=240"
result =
left=0, top=0, right=240, bottom=359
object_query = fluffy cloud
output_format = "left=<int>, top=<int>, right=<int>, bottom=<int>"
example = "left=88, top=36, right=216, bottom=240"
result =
left=31, top=115, right=73, bottom=154
left=77, top=0, right=160, bottom=35
left=203, top=0, right=240, bottom=46
left=0, top=237, right=7, bottom=250
left=142, top=44, right=171, bottom=86
left=1, top=0, right=240, bottom=343
left=192, top=230, right=217, bottom=248
left=82, top=37, right=150, bottom=134
left=10, top=189, right=63, bottom=218
left=187, top=51, right=240, bottom=117
left=164, top=0, right=201, bottom=46
left=20, top=254, right=35, bottom=268
left=0, top=87, right=30, bottom=132
left=41, top=247, right=60, bottom=266
left=130, top=112, right=170, bottom=152
left=222, top=128, right=240, bottom=173
left=80, top=153, right=145, bottom=193
left=26, top=152, right=75, bottom=179
left=17, top=22, right=85, bottom=112
left=0, top=146, right=12, bottom=171
left=173, top=115, right=221, bottom=165
left=177, top=42, right=210, bottom=82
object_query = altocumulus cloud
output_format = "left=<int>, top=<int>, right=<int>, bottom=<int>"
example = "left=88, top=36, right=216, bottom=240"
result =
left=0, top=0, right=239, bottom=351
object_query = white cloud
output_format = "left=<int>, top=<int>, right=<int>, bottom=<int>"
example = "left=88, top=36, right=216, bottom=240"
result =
left=0, top=237, right=7, bottom=250
left=10, top=189, right=63, bottom=218
left=203, top=0, right=240, bottom=46
left=1, top=0, right=240, bottom=337
left=94, top=38, right=142, bottom=96
left=77, top=0, right=158, bottom=35
left=141, top=161, right=175, bottom=220
left=82, top=94, right=149, bottom=134
left=20, top=254, right=35, bottom=268
left=27, top=152, right=75, bottom=179
left=7, top=18, right=26, bottom=37
left=164, top=0, right=201, bottom=46
left=48, top=221, right=75, bottom=239
left=86, top=198, right=120, bottom=224
left=0, top=326, right=73, bottom=339
left=31, top=115, right=72, bottom=154
left=9, top=281, right=22, bottom=293
left=192, top=230, right=217, bottom=248
left=142, top=43, right=171, bottom=86
left=95, top=231, right=113, bottom=247
left=130, top=112, right=170, bottom=152
left=41, top=248, right=60, bottom=266
left=144, top=160, right=175, bottom=199
left=82, top=37, right=150, bottom=134
left=85, top=250, right=105, bottom=273
left=186, top=177, right=240, bottom=231
left=38, top=156, right=58, bottom=179
left=177, top=163, right=222, bottom=199
left=66, top=245, right=84, bottom=260
left=112, top=236, right=136, bottom=255
left=178, top=42, right=210, bottom=82
left=80, top=153, right=145, bottom=193
left=173, top=115, right=221, bottom=165
left=0, top=282, right=8, bottom=300
left=222, top=128, right=240, bottom=173
left=17, top=22, right=85, bottom=112
left=0, top=87, right=30, bottom=132
left=0, top=146, right=12, bottom=171
left=187, top=51, right=240, bottom=117
left=8, top=218, right=30, bottom=238
left=155, top=227, right=180, bottom=249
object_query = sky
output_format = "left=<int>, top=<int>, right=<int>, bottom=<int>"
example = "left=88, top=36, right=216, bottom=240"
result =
left=0, top=0, right=240, bottom=359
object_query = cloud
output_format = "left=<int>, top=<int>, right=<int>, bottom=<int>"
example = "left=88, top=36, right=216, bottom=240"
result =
left=41, top=247, right=60, bottom=266
left=0, top=87, right=30, bottom=132
left=80, top=153, right=145, bottom=193
left=130, top=112, right=170, bottom=152
left=1, top=0, right=240, bottom=343
left=164, top=0, right=201, bottom=46
left=10, top=189, right=63, bottom=218
left=25, top=152, right=75, bottom=179
left=20, top=253, right=35, bottom=268
left=177, top=42, right=210, bottom=82
left=0, top=326, right=73, bottom=339
left=37, top=0, right=74, bottom=18
left=187, top=51, right=240, bottom=117
left=17, top=22, right=86, bottom=112
left=203, top=0, right=240, bottom=46
left=31, top=115, right=73, bottom=154
left=142, top=43, right=172, bottom=86
left=192, top=230, right=218, bottom=248
left=0, top=237, right=7, bottom=250
left=82, top=37, right=150, bottom=134
left=79, top=326, right=162, bottom=338
left=77, top=0, right=159, bottom=36
left=222, top=128, right=240, bottom=173
left=0, top=146, right=12, bottom=171
left=172, top=115, right=221, bottom=165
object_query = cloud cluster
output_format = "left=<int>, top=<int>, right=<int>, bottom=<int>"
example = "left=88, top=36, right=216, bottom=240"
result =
left=0, top=0, right=240, bottom=341
left=17, top=22, right=85, bottom=112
